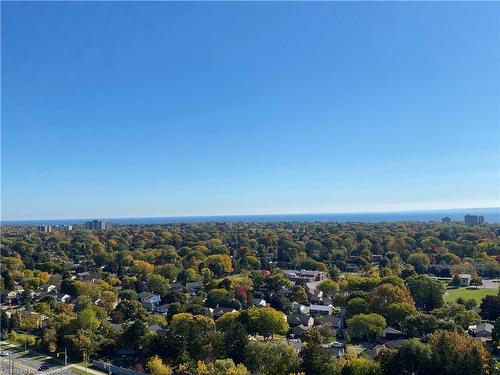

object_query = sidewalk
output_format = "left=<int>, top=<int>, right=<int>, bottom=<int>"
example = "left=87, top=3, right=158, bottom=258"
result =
left=66, top=364, right=107, bottom=375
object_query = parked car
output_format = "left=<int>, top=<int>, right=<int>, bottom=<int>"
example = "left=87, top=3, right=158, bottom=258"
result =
left=0, top=351, right=8, bottom=357
left=38, top=364, right=50, bottom=372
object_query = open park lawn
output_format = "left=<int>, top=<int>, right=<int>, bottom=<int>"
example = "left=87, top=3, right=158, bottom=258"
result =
left=444, top=287, right=497, bottom=304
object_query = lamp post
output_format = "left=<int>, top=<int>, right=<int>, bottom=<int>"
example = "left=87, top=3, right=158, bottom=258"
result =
left=80, top=349, right=87, bottom=374
left=17, top=330, right=29, bottom=352
left=56, top=347, right=67, bottom=366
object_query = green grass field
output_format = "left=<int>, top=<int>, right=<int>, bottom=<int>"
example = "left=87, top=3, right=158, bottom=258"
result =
left=71, top=367, right=91, bottom=375
left=444, top=287, right=497, bottom=304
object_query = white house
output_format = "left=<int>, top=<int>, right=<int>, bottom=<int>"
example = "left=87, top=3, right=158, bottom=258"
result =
left=58, top=294, right=72, bottom=303
left=252, top=298, right=268, bottom=307
left=46, top=285, right=57, bottom=294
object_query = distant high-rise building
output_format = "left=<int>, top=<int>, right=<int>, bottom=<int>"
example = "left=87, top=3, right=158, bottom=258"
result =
left=464, top=214, right=485, bottom=226
left=55, top=225, right=73, bottom=232
left=85, top=220, right=106, bottom=231
left=37, top=225, right=52, bottom=232
left=442, top=217, right=451, bottom=223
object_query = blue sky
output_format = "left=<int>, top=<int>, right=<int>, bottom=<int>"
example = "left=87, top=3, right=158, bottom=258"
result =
left=2, top=2, right=499, bottom=220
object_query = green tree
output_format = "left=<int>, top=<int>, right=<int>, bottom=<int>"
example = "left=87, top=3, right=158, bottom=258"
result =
left=432, top=303, right=481, bottom=329
left=342, top=357, right=382, bottom=375
left=147, top=355, right=173, bottom=375
left=292, top=286, right=309, bottom=305
left=379, top=338, right=432, bottom=375
left=406, top=275, right=444, bottom=311
left=317, top=279, right=340, bottom=296
left=222, top=320, right=248, bottom=364
left=449, top=274, right=461, bottom=287
left=384, top=302, right=416, bottom=329
left=429, top=330, right=494, bottom=375
left=301, top=329, right=342, bottom=375
left=242, top=307, right=288, bottom=340
left=115, top=299, right=148, bottom=321
left=479, top=295, right=500, bottom=320
left=345, top=298, right=368, bottom=318
left=404, top=313, right=457, bottom=337
left=266, top=270, right=292, bottom=292
left=120, top=320, right=148, bottom=350
left=194, top=359, right=250, bottom=375
left=367, top=284, right=414, bottom=318
left=205, top=255, right=233, bottom=277
left=1, top=310, right=9, bottom=333
left=170, top=313, right=218, bottom=361
left=244, top=341, right=300, bottom=375
left=206, top=289, right=230, bottom=308
left=147, top=274, right=170, bottom=296
left=407, top=253, right=430, bottom=274
left=347, top=313, right=386, bottom=342
left=74, top=307, right=101, bottom=331
left=119, top=289, right=138, bottom=301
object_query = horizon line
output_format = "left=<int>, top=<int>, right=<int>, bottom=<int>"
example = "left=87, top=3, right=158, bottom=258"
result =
left=2, top=205, right=499, bottom=223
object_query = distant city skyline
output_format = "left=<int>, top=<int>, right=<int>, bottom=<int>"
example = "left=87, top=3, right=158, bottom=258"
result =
left=2, top=2, right=499, bottom=220
left=3, top=207, right=499, bottom=225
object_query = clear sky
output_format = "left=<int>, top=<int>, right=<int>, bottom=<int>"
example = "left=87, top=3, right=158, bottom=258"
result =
left=1, top=2, right=499, bottom=220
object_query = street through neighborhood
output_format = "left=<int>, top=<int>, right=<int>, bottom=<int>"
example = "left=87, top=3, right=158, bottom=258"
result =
left=0, top=344, right=66, bottom=375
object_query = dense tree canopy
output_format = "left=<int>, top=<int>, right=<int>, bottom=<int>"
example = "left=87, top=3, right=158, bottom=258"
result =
left=1, top=221, right=498, bottom=374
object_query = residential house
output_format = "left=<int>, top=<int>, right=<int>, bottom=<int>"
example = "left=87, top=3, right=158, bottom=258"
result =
left=57, top=294, right=72, bottom=303
left=475, top=323, right=494, bottom=338
left=76, top=272, right=91, bottom=281
left=292, top=324, right=313, bottom=338
left=309, top=304, right=334, bottom=317
left=5, top=291, right=18, bottom=304
left=381, top=327, right=406, bottom=341
left=308, top=290, right=324, bottom=305
left=139, top=292, right=161, bottom=311
left=321, top=342, right=346, bottom=358
left=252, top=298, right=268, bottom=307
left=331, top=316, right=343, bottom=330
left=458, top=274, right=472, bottom=286
left=13, top=284, right=25, bottom=294
left=275, top=288, right=293, bottom=298
left=46, top=285, right=57, bottom=294
left=20, top=311, right=49, bottom=328
left=282, top=269, right=327, bottom=285
left=287, top=314, right=314, bottom=328
left=290, top=302, right=310, bottom=315
left=186, top=282, right=203, bottom=295
left=212, top=307, right=237, bottom=319
left=157, top=304, right=170, bottom=315
left=147, top=324, right=165, bottom=334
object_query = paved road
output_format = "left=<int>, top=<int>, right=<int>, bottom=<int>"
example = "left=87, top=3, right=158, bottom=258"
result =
left=481, top=278, right=500, bottom=289
left=0, top=345, right=64, bottom=374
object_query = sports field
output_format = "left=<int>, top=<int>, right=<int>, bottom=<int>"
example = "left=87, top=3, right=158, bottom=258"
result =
left=444, top=287, right=497, bottom=304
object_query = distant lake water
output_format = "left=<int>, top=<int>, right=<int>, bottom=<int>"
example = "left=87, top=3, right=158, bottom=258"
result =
left=2, top=208, right=499, bottom=226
